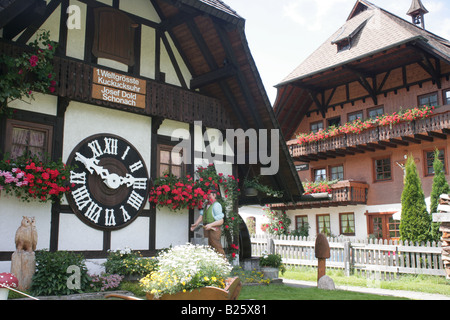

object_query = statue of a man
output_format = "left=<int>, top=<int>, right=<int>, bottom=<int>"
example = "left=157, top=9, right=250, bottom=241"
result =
left=191, top=189, right=225, bottom=257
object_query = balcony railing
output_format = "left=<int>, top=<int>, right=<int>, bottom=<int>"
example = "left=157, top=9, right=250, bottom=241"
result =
left=288, top=111, right=450, bottom=161
left=272, top=180, right=369, bottom=209
left=0, top=40, right=233, bottom=130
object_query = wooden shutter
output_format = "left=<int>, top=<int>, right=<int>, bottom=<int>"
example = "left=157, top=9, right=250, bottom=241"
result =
left=92, top=7, right=136, bottom=66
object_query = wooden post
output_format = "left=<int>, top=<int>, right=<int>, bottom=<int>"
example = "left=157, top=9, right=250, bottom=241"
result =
left=315, top=234, right=330, bottom=283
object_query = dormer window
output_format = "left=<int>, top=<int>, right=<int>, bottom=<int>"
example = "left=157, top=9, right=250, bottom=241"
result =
left=336, top=39, right=351, bottom=52
left=332, top=17, right=370, bottom=53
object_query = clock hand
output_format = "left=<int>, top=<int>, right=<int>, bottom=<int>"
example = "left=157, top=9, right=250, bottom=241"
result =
left=75, top=153, right=110, bottom=179
left=119, top=174, right=148, bottom=188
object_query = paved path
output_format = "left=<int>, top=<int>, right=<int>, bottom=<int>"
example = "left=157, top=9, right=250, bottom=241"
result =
left=282, top=279, right=450, bottom=300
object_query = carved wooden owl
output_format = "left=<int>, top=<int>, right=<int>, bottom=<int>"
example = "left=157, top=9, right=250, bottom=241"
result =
left=15, top=217, right=37, bottom=253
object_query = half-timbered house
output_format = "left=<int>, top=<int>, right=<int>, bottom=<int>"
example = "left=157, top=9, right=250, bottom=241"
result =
left=0, top=0, right=304, bottom=273
left=274, top=0, right=450, bottom=240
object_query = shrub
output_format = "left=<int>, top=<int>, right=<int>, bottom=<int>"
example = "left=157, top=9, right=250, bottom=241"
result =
left=89, top=273, right=124, bottom=292
left=400, top=156, right=431, bottom=243
left=31, top=250, right=90, bottom=296
left=103, top=247, right=158, bottom=277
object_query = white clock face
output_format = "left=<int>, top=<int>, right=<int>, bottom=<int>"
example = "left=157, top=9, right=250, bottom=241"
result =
left=67, top=134, right=149, bottom=230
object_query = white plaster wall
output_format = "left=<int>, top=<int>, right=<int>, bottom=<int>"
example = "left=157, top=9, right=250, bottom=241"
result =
left=239, top=205, right=269, bottom=236
left=0, top=194, right=52, bottom=252
left=58, top=214, right=104, bottom=251
left=155, top=207, right=190, bottom=249
left=110, top=216, right=150, bottom=251
left=7, top=94, right=57, bottom=116
left=66, top=0, right=86, bottom=60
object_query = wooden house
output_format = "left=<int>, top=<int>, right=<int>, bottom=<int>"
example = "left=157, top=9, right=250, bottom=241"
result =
left=0, top=0, right=303, bottom=273
left=274, top=0, right=450, bottom=240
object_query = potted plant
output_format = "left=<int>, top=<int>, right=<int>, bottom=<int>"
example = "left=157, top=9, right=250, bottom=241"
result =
left=243, top=176, right=283, bottom=198
left=259, top=252, right=285, bottom=280
left=140, top=244, right=234, bottom=300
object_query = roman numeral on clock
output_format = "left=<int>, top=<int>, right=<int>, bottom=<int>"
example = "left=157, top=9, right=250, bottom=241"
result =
left=88, top=140, right=104, bottom=158
left=85, top=202, right=102, bottom=224
left=127, top=191, right=144, bottom=210
left=103, top=138, right=118, bottom=155
left=129, top=160, right=144, bottom=173
left=105, top=209, right=116, bottom=227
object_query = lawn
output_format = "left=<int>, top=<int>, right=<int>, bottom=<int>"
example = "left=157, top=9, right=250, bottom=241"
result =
left=238, top=284, right=407, bottom=300
left=283, top=267, right=450, bottom=297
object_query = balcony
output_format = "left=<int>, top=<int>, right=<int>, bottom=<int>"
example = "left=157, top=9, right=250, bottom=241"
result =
left=288, top=111, right=450, bottom=162
left=272, top=180, right=369, bottom=210
left=0, top=40, right=232, bottom=130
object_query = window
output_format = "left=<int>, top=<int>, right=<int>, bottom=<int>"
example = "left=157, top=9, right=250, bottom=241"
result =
left=317, top=215, right=331, bottom=236
left=5, top=119, right=53, bottom=160
left=157, top=144, right=184, bottom=178
left=295, top=216, right=309, bottom=233
left=336, top=39, right=351, bottom=52
left=328, top=117, right=341, bottom=128
left=93, top=7, right=137, bottom=66
left=418, top=92, right=438, bottom=107
left=314, top=168, right=327, bottom=182
left=444, top=90, right=450, bottom=105
left=374, top=157, right=391, bottom=181
left=310, top=121, right=324, bottom=133
left=340, top=213, right=355, bottom=236
left=388, top=217, right=400, bottom=239
left=368, top=106, right=384, bottom=119
left=348, top=111, right=363, bottom=123
left=330, top=165, right=344, bottom=181
left=425, top=149, right=446, bottom=175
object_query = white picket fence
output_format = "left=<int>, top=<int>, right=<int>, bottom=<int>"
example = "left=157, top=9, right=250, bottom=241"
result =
left=251, top=235, right=447, bottom=279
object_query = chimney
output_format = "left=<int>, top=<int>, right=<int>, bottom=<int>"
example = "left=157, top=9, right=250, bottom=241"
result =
left=407, top=0, right=429, bottom=29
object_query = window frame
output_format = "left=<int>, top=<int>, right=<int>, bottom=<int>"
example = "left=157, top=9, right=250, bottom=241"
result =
left=424, top=148, right=446, bottom=176
left=443, top=89, right=450, bottom=105
left=156, top=143, right=185, bottom=178
left=4, top=119, right=53, bottom=160
left=418, top=92, right=438, bottom=107
left=295, top=215, right=308, bottom=231
left=373, top=156, right=392, bottom=182
left=310, top=121, right=324, bottom=133
left=347, top=110, right=364, bottom=123
left=329, top=164, right=344, bottom=181
left=368, top=106, right=384, bottom=120
left=316, top=214, right=331, bottom=236
left=313, top=167, right=327, bottom=182
left=339, top=212, right=355, bottom=236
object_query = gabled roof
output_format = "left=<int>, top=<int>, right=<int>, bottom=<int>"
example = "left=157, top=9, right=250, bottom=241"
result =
left=0, top=0, right=305, bottom=204
left=277, top=0, right=450, bottom=87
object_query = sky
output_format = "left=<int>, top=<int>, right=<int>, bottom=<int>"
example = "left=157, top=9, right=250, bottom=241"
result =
left=222, top=0, right=450, bottom=105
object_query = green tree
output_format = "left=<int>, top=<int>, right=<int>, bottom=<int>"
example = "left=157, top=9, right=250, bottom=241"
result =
left=400, top=156, right=431, bottom=243
left=429, top=149, right=450, bottom=242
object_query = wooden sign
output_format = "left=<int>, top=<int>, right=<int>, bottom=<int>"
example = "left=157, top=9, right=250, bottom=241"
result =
left=92, top=68, right=146, bottom=109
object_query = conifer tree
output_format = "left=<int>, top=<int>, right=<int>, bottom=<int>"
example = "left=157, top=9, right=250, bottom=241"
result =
left=400, top=156, right=431, bottom=243
left=430, top=149, right=449, bottom=242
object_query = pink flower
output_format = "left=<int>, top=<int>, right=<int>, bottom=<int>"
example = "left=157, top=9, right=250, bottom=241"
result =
left=29, top=55, right=39, bottom=67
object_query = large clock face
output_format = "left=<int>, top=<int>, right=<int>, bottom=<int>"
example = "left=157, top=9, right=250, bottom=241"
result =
left=67, top=134, right=149, bottom=230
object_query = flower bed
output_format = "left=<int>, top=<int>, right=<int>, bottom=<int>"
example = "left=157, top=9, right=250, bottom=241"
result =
left=297, top=106, right=435, bottom=146
left=139, top=244, right=232, bottom=299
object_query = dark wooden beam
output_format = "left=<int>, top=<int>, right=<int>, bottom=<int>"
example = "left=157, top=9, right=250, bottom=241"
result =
left=0, top=0, right=37, bottom=29
left=428, top=131, right=447, bottom=140
left=414, top=133, right=434, bottom=142
left=402, top=136, right=422, bottom=144
left=190, top=64, right=236, bottom=89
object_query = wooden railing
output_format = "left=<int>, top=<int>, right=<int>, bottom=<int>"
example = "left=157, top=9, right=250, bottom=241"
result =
left=0, top=40, right=233, bottom=130
left=288, top=111, right=450, bottom=161
left=272, top=180, right=369, bottom=209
